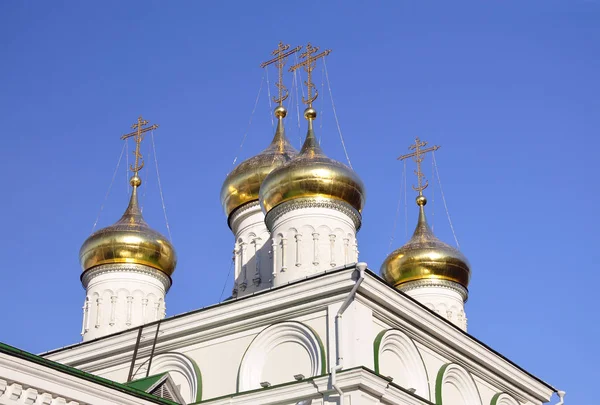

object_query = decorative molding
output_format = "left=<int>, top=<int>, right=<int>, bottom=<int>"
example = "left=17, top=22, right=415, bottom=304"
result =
left=137, top=352, right=202, bottom=403
left=373, top=329, right=430, bottom=400
left=490, top=392, right=520, bottom=405
left=265, top=197, right=362, bottom=231
left=237, top=321, right=325, bottom=392
left=399, top=279, right=469, bottom=302
left=81, top=263, right=171, bottom=291
left=228, top=200, right=261, bottom=230
left=436, top=363, right=483, bottom=405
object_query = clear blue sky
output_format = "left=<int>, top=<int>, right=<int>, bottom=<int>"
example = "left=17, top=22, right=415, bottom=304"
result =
left=1, top=1, right=597, bottom=403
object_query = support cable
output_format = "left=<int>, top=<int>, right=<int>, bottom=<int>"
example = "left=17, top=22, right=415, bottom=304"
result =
left=125, top=138, right=129, bottom=195
left=92, top=142, right=126, bottom=233
left=432, top=151, right=460, bottom=248
left=431, top=153, right=435, bottom=231
left=219, top=261, right=234, bottom=302
left=404, top=160, right=408, bottom=240
left=151, top=130, right=173, bottom=242
left=323, top=57, right=352, bottom=168
left=140, top=137, right=151, bottom=213
left=231, top=76, right=264, bottom=167
left=388, top=161, right=406, bottom=251
left=265, top=67, right=274, bottom=128
left=293, top=68, right=303, bottom=146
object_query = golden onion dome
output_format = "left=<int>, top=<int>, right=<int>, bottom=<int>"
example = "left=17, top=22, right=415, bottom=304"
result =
left=79, top=177, right=177, bottom=277
left=381, top=196, right=470, bottom=289
left=259, top=108, right=365, bottom=214
left=220, top=106, right=297, bottom=219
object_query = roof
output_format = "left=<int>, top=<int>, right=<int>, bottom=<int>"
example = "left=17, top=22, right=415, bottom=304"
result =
left=0, top=342, right=178, bottom=405
left=41, top=265, right=556, bottom=393
left=126, top=372, right=169, bottom=392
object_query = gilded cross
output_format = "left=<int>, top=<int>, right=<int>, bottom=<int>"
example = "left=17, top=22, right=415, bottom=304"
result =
left=120, top=116, right=159, bottom=175
left=398, top=137, right=440, bottom=195
left=260, top=41, right=301, bottom=105
left=289, top=43, right=331, bottom=108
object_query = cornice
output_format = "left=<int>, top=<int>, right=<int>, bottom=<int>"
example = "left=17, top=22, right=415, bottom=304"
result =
left=45, top=268, right=554, bottom=404
left=264, top=197, right=362, bottom=231
left=81, top=263, right=172, bottom=291
left=399, top=279, right=469, bottom=302
left=357, top=275, right=554, bottom=404
left=228, top=200, right=262, bottom=230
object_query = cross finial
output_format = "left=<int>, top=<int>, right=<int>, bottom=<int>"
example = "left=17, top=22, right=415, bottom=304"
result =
left=120, top=116, right=159, bottom=186
left=260, top=42, right=301, bottom=107
left=398, top=137, right=440, bottom=204
left=289, top=42, right=331, bottom=109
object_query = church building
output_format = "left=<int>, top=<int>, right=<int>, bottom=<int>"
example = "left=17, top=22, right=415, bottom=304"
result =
left=0, top=42, right=564, bottom=405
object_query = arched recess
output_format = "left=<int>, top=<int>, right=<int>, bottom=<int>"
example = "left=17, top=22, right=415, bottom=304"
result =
left=491, top=393, right=519, bottom=405
left=436, top=363, right=482, bottom=405
left=237, top=321, right=326, bottom=392
left=141, top=352, right=202, bottom=403
left=373, top=329, right=430, bottom=400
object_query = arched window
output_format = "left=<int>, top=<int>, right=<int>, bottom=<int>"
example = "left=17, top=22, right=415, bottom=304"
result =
left=140, top=352, right=202, bottom=403
left=373, top=329, right=430, bottom=400
left=491, top=392, right=519, bottom=405
left=238, top=322, right=325, bottom=392
left=435, top=363, right=482, bottom=405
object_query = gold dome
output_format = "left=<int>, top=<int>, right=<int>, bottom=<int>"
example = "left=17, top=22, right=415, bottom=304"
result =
left=381, top=197, right=470, bottom=289
left=259, top=116, right=365, bottom=214
left=80, top=182, right=177, bottom=277
left=221, top=109, right=297, bottom=219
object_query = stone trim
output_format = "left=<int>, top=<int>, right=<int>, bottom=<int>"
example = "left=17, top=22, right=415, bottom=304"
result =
left=399, top=279, right=469, bottom=302
left=265, top=197, right=362, bottom=231
left=228, top=200, right=261, bottom=230
left=81, top=264, right=171, bottom=291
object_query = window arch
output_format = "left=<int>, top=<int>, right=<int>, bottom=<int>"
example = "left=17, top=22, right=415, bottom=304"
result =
left=491, top=392, right=519, bottom=405
left=237, top=321, right=325, bottom=392
left=373, top=329, right=430, bottom=400
left=139, top=352, right=202, bottom=403
left=435, top=363, right=482, bottom=405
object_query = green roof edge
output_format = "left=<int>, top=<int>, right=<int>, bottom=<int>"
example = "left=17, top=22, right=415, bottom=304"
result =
left=126, top=372, right=169, bottom=392
left=0, top=342, right=178, bottom=405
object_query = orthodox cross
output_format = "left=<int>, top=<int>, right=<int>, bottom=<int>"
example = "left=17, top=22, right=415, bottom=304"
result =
left=289, top=42, right=331, bottom=108
left=398, top=137, right=440, bottom=195
left=260, top=41, right=301, bottom=105
left=120, top=116, right=159, bottom=175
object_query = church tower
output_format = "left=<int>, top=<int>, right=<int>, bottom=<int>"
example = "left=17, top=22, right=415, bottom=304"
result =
left=78, top=117, right=176, bottom=341
left=259, top=43, right=366, bottom=287
left=220, top=42, right=299, bottom=297
left=381, top=138, right=471, bottom=330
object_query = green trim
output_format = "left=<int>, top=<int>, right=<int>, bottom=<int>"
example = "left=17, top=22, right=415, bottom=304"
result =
left=305, top=323, right=327, bottom=375
left=435, top=363, right=451, bottom=405
left=236, top=321, right=327, bottom=393
left=126, top=372, right=168, bottom=392
left=189, top=355, right=203, bottom=402
left=490, top=392, right=502, bottom=405
left=373, top=330, right=387, bottom=374
left=139, top=351, right=202, bottom=402
left=372, top=328, right=431, bottom=399
left=0, top=342, right=177, bottom=405
left=435, top=363, right=483, bottom=405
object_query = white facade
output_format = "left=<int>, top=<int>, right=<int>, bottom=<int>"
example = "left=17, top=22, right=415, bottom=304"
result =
left=80, top=264, right=170, bottom=341
left=265, top=198, right=360, bottom=287
left=44, top=266, right=559, bottom=405
left=399, top=280, right=468, bottom=331
left=229, top=201, right=273, bottom=297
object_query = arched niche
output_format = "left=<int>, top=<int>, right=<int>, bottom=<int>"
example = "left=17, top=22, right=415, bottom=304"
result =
left=436, top=363, right=482, bottom=405
left=140, top=352, right=202, bottom=403
left=237, top=321, right=325, bottom=392
left=373, top=329, right=430, bottom=400
left=491, top=392, right=519, bottom=405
